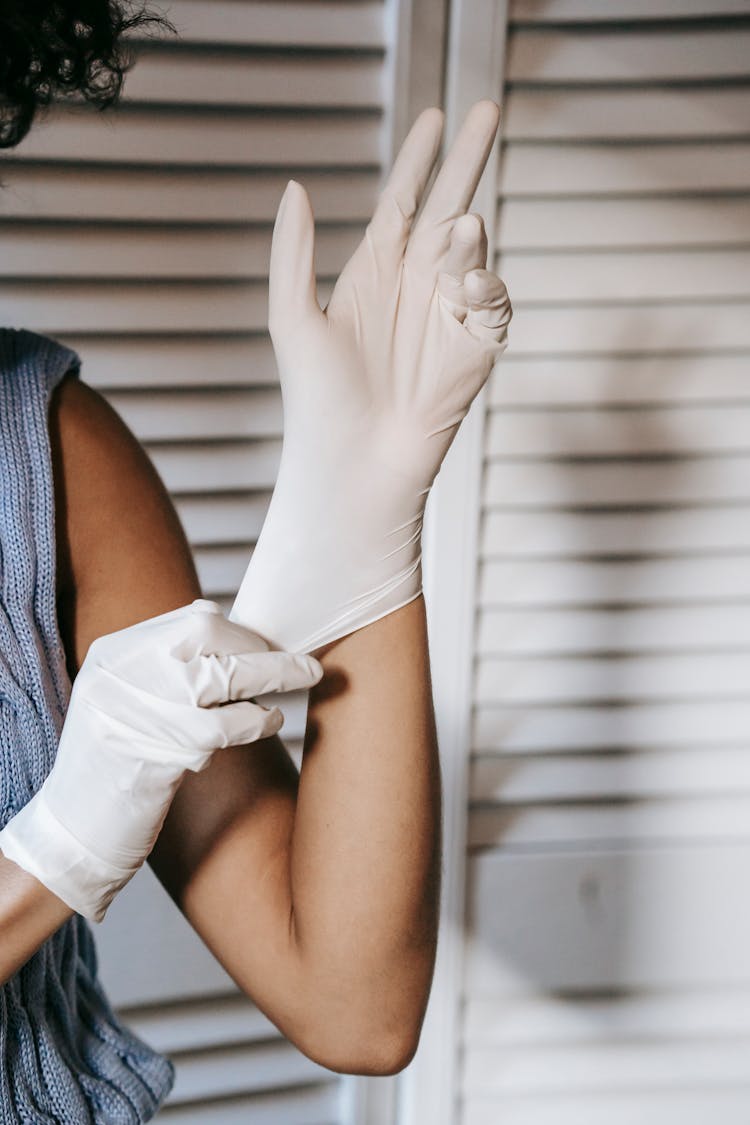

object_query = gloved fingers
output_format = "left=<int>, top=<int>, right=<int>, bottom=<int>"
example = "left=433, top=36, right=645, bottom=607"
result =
left=407, top=100, right=500, bottom=270
left=436, top=213, right=488, bottom=320
left=366, top=106, right=444, bottom=253
left=186, top=649, right=324, bottom=707
left=193, top=698, right=286, bottom=759
left=464, top=269, right=513, bottom=344
left=268, top=179, right=324, bottom=335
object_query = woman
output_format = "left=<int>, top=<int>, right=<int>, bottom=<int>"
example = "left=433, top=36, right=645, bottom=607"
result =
left=0, top=2, right=512, bottom=1121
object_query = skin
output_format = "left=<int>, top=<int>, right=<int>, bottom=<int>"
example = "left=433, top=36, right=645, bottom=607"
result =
left=0, top=373, right=442, bottom=1076
left=0, top=99, right=508, bottom=1077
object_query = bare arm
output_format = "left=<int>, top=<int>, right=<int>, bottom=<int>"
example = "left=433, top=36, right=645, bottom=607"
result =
left=42, top=375, right=441, bottom=1074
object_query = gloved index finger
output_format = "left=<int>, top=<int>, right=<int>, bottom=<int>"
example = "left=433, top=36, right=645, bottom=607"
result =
left=189, top=649, right=323, bottom=707
left=409, top=100, right=500, bottom=258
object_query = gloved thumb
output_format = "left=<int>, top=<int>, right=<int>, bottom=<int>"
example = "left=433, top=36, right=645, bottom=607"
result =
left=268, top=179, right=322, bottom=332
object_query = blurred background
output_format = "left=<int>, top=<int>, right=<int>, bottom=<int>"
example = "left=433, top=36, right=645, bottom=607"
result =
left=2, top=0, right=750, bottom=1121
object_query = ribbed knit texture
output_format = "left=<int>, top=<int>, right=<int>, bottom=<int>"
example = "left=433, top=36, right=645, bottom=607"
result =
left=0, top=327, right=175, bottom=1122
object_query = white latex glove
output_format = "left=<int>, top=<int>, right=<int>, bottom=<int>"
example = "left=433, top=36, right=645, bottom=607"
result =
left=230, top=100, right=511, bottom=653
left=0, top=598, right=322, bottom=922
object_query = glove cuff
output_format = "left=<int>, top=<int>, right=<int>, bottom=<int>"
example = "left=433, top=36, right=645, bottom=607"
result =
left=0, top=786, right=135, bottom=923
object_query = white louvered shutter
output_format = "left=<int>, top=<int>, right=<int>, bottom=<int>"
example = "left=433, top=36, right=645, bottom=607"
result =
left=455, top=2, right=750, bottom=1123
left=0, top=3, right=400, bottom=1120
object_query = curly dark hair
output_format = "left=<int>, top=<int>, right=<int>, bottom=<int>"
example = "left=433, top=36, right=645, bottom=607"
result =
left=0, top=1, right=176, bottom=149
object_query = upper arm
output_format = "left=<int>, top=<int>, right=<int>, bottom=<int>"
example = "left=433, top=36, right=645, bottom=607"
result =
left=50, top=373, right=305, bottom=1026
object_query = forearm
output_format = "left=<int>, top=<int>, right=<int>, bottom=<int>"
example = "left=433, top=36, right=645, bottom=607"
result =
left=0, top=854, right=73, bottom=985
left=289, top=592, right=442, bottom=1066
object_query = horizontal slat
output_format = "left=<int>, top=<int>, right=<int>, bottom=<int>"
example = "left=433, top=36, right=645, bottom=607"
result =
left=487, top=403, right=750, bottom=456
left=159, top=1084, right=340, bottom=1125
left=480, top=508, right=750, bottom=560
left=483, top=456, right=750, bottom=507
left=510, top=0, right=750, bottom=21
left=463, top=1040, right=750, bottom=1096
left=195, top=544, right=253, bottom=594
left=472, top=700, right=750, bottom=754
left=122, top=49, right=383, bottom=107
left=0, top=223, right=360, bottom=279
left=168, top=1040, right=331, bottom=1104
left=174, top=495, right=269, bottom=545
left=507, top=29, right=750, bottom=82
left=500, top=304, right=750, bottom=353
left=0, top=279, right=333, bottom=333
left=475, top=652, right=750, bottom=704
left=500, top=143, right=750, bottom=195
left=124, top=995, right=277, bottom=1054
left=470, top=746, right=750, bottom=803
left=464, top=844, right=750, bottom=993
left=477, top=603, right=750, bottom=655
left=136, top=1, right=385, bottom=48
left=465, top=987, right=750, bottom=1046
left=488, top=355, right=750, bottom=406
left=478, top=556, right=750, bottom=606
left=468, top=797, right=750, bottom=849
left=464, top=1090, right=750, bottom=1125
left=108, top=389, right=282, bottom=441
left=59, top=336, right=278, bottom=389
left=505, top=87, right=750, bottom=140
left=150, top=441, right=280, bottom=492
left=499, top=249, right=750, bottom=302
left=0, top=167, right=379, bottom=222
left=497, top=196, right=750, bottom=251
left=8, top=107, right=381, bottom=167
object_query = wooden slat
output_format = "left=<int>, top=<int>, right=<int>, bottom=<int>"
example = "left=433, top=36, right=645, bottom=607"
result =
left=0, top=223, right=360, bottom=279
left=505, top=87, right=750, bottom=141
left=174, top=495, right=269, bottom=545
left=486, top=403, right=750, bottom=456
left=122, top=49, right=383, bottom=107
left=133, top=1, right=385, bottom=48
left=468, top=797, right=750, bottom=849
left=477, top=603, right=750, bottom=655
left=464, top=845, right=750, bottom=993
left=507, top=29, right=750, bottom=82
left=465, top=1090, right=750, bottom=1125
left=498, top=249, right=750, bottom=302
left=483, top=456, right=750, bottom=508
left=0, top=166, right=379, bottom=222
left=500, top=142, right=750, bottom=195
left=160, top=1085, right=340, bottom=1125
left=8, top=107, right=381, bottom=167
left=167, top=1040, right=331, bottom=1104
left=510, top=0, right=750, bottom=21
left=149, top=440, right=280, bottom=493
left=480, top=508, right=750, bottom=560
left=107, top=389, right=282, bottom=441
left=463, top=1040, right=750, bottom=1095
left=488, top=355, right=750, bottom=406
left=470, top=746, right=750, bottom=802
left=474, top=652, right=750, bottom=704
left=500, top=304, right=750, bottom=353
left=0, top=279, right=333, bottom=333
left=472, top=700, right=750, bottom=754
left=464, top=987, right=750, bottom=1045
left=478, top=556, right=750, bottom=607
left=58, top=336, right=278, bottom=389
left=125, top=995, right=277, bottom=1054
left=497, top=197, right=750, bottom=251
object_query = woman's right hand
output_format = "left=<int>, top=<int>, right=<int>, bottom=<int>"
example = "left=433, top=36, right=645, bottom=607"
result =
left=0, top=598, right=322, bottom=923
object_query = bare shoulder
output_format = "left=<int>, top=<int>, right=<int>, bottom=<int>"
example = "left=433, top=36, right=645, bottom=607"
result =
left=49, top=372, right=201, bottom=675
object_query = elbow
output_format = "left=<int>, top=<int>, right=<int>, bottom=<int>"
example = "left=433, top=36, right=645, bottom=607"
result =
left=304, top=1025, right=422, bottom=1077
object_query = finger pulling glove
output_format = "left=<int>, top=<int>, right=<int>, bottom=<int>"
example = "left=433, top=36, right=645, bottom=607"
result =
left=0, top=598, right=322, bottom=922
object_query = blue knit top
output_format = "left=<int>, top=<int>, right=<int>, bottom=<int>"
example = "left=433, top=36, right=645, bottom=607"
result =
left=0, top=327, right=175, bottom=1122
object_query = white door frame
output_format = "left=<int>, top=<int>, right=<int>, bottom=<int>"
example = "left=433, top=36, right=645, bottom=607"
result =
left=397, top=3, right=510, bottom=1125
